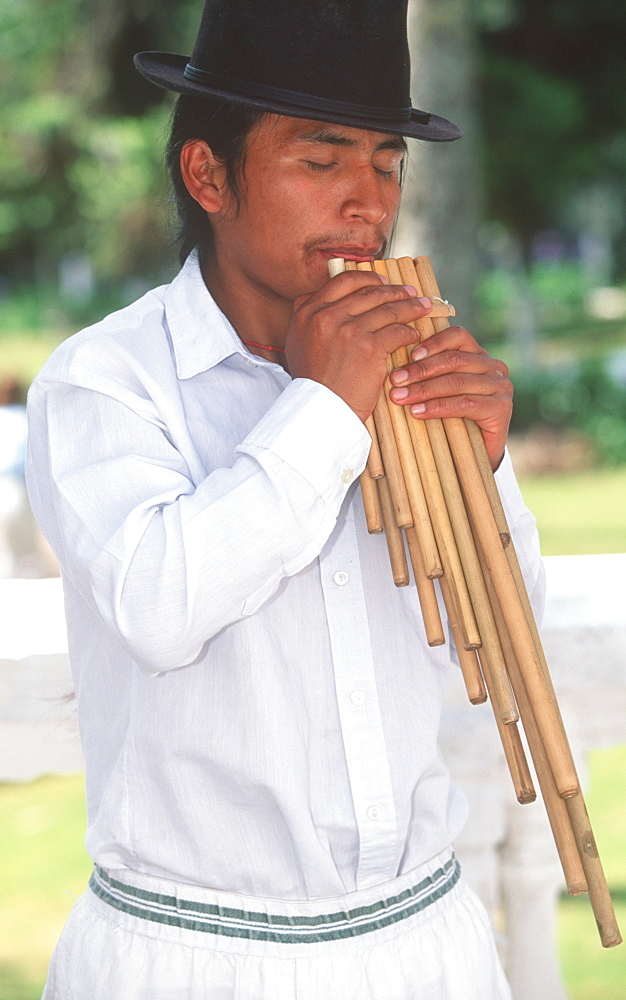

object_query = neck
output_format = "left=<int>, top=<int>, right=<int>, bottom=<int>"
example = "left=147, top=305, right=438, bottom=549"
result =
left=202, top=254, right=293, bottom=358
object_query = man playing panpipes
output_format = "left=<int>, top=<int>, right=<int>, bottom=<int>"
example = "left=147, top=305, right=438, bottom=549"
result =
left=26, top=2, right=544, bottom=997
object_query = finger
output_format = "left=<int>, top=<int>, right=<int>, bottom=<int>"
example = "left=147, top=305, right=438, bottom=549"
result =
left=300, top=269, right=433, bottom=316
left=347, top=291, right=433, bottom=333
left=404, top=390, right=511, bottom=417
left=402, top=392, right=512, bottom=471
left=373, top=319, right=426, bottom=357
left=406, top=325, right=494, bottom=363
left=408, top=335, right=510, bottom=380
left=330, top=281, right=432, bottom=322
left=306, top=291, right=434, bottom=353
left=297, top=269, right=389, bottom=307
left=389, top=348, right=508, bottom=394
left=389, top=370, right=512, bottom=409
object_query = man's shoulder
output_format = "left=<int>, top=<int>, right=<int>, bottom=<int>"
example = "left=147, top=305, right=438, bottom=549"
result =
left=34, top=281, right=172, bottom=388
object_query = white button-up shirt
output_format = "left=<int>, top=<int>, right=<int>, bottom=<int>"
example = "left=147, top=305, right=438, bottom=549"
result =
left=26, top=254, right=544, bottom=901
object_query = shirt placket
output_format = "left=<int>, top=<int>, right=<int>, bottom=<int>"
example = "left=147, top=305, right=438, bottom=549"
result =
left=319, top=498, right=398, bottom=890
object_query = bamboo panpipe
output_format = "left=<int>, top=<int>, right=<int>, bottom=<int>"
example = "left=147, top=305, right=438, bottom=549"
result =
left=327, top=254, right=621, bottom=949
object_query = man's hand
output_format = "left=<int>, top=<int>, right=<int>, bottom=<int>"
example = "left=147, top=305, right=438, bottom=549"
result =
left=285, top=271, right=434, bottom=422
left=388, top=325, right=513, bottom=471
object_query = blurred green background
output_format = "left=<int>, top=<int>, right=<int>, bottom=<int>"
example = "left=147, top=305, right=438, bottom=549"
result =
left=2, top=0, right=626, bottom=467
left=0, top=0, right=624, bottom=997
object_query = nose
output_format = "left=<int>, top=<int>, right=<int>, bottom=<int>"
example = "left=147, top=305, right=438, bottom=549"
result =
left=340, top=168, right=388, bottom=226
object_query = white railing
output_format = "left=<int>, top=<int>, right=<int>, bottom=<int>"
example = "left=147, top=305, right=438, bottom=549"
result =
left=1, top=554, right=625, bottom=998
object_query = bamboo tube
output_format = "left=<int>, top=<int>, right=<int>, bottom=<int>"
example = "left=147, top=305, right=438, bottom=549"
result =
left=385, top=257, right=480, bottom=647
left=464, top=417, right=568, bottom=731
left=395, top=257, right=518, bottom=722
left=359, top=468, right=384, bottom=534
left=493, top=601, right=589, bottom=889
left=404, top=526, right=446, bottom=647
left=439, top=575, right=487, bottom=704
left=365, top=415, right=385, bottom=478
left=476, top=646, right=536, bottom=804
left=377, top=475, right=410, bottom=586
left=342, top=260, right=410, bottom=530
left=380, top=257, right=482, bottom=646
left=382, top=359, right=443, bottom=576
left=356, top=258, right=441, bottom=575
left=413, top=254, right=580, bottom=800
left=430, top=457, right=520, bottom=720
left=469, top=516, right=591, bottom=892
left=414, top=254, right=620, bottom=945
left=328, top=253, right=620, bottom=947
left=372, top=391, right=413, bottom=530
left=330, top=258, right=394, bottom=530
left=565, top=794, right=622, bottom=947
left=464, top=417, right=620, bottom=938
left=471, top=514, right=586, bottom=883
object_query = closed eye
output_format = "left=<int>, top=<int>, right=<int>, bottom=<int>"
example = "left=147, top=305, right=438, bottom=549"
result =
left=305, top=160, right=338, bottom=172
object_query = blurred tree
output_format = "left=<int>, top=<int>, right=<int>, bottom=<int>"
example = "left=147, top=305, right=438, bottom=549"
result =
left=397, top=0, right=483, bottom=330
left=479, top=0, right=626, bottom=274
left=1, top=0, right=625, bottom=304
left=0, top=0, right=197, bottom=290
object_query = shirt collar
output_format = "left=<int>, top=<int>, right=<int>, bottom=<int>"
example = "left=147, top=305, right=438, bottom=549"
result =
left=164, top=252, right=254, bottom=380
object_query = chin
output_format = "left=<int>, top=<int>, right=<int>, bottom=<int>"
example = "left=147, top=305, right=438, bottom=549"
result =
left=305, top=254, right=335, bottom=292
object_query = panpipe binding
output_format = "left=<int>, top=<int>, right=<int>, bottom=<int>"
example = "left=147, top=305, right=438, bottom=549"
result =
left=328, top=254, right=621, bottom=949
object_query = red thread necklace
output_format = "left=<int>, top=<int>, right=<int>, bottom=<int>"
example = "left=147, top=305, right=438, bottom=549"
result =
left=241, top=339, right=286, bottom=354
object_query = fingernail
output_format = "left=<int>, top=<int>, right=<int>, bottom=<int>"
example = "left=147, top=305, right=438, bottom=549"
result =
left=390, top=386, right=409, bottom=401
left=411, top=346, right=427, bottom=361
left=418, top=297, right=431, bottom=309
left=391, top=368, right=409, bottom=384
left=403, top=284, right=417, bottom=297
left=411, top=403, right=426, bottom=415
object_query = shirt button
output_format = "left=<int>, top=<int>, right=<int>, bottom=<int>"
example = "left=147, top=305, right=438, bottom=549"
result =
left=341, top=469, right=354, bottom=484
left=366, top=805, right=382, bottom=821
left=333, top=571, right=349, bottom=586
left=350, top=690, right=366, bottom=706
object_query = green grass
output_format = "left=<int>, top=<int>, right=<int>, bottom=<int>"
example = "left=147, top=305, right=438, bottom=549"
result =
left=558, top=746, right=626, bottom=999
left=0, top=751, right=624, bottom=999
left=518, top=468, right=626, bottom=555
left=0, top=774, right=91, bottom=1000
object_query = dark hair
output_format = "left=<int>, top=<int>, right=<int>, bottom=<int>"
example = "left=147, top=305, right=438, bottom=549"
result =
left=166, top=95, right=266, bottom=265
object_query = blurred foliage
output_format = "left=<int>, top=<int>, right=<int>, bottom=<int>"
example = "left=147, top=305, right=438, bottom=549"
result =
left=477, top=261, right=591, bottom=341
left=480, top=0, right=626, bottom=271
left=0, top=0, right=196, bottom=286
left=1, top=0, right=626, bottom=466
left=510, top=359, right=626, bottom=465
left=1, top=0, right=625, bottom=291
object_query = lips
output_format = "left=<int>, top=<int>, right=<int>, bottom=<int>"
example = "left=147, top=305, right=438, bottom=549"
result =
left=318, top=247, right=381, bottom=264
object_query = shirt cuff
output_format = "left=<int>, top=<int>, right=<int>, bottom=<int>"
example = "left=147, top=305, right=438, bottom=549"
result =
left=238, top=378, right=372, bottom=513
left=494, top=447, right=531, bottom=526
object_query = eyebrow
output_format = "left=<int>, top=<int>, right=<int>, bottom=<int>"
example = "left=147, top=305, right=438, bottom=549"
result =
left=293, top=126, right=407, bottom=154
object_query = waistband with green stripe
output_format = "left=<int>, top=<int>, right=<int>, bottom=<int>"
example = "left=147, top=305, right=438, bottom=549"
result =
left=89, top=855, right=460, bottom=944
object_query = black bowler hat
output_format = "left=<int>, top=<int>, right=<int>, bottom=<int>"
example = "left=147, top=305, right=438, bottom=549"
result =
left=134, top=0, right=462, bottom=143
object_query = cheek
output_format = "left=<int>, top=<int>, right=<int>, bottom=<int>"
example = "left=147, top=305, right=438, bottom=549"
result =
left=246, top=176, right=307, bottom=236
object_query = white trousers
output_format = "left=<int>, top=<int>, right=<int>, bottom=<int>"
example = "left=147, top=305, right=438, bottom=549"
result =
left=42, top=849, right=512, bottom=1000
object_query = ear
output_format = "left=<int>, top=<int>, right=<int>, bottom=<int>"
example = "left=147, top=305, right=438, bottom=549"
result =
left=179, top=140, right=230, bottom=215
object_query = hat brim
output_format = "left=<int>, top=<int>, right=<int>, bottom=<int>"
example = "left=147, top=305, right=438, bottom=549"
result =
left=134, top=52, right=462, bottom=142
